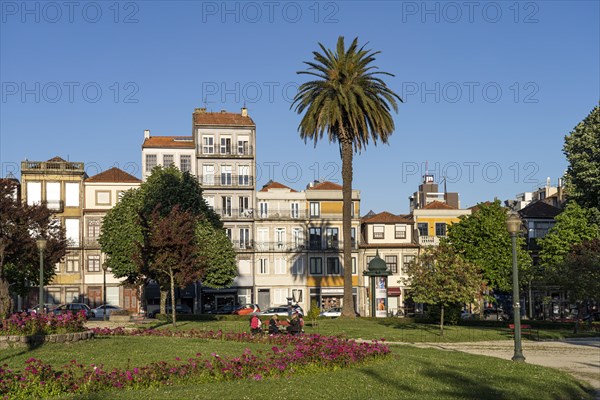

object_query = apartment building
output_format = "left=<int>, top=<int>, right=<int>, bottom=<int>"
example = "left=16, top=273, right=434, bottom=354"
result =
left=83, top=167, right=141, bottom=312
left=20, top=157, right=86, bottom=306
left=359, top=212, right=419, bottom=316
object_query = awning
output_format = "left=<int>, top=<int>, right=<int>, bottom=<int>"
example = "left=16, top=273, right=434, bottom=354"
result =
left=387, top=287, right=401, bottom=296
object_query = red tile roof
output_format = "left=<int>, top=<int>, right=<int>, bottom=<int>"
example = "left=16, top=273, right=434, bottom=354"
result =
left=423, top=201, right=456, bottom=210
left=259, top=181, right=297, bottom=192
left=362, top=211, right=413, bottom=224
left=193, top=110, right=255, bottom=126
left=142, top=136, right=195, bottom=149
left=86, top=167, right=141, bottom=183
left=308, top=181, right=343, bottom=191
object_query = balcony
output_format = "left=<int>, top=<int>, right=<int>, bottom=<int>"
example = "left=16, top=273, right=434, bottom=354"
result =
left=254, top=241, right=307, bottom=252
left=83, top=237, right=100, bottom=248
left=198, top=175, right=254, bottom=188
left=418, top=236, right=443, bottom=246
left=214, top=208, right=254, bottom=219
left=197, top=145, right=254, bottom=158
left=43, top=200, right=64, bottom=213
left=21, top=160, right=84, bottom=174
left=255, top=210, right=306, bottom=220
left=232, top=240, right=254, bottom=252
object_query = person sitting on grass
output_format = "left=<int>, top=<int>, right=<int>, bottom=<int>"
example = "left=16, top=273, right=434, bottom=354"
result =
left=250, top=314, right=262, bottom=335
left=268, top=314, right=280, bottom=334
left=286, top=312, right=302, bottom=335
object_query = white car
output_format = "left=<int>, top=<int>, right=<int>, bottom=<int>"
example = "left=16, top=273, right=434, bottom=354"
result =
left=92, top=304, right=123, bottom=318
left=319, top=307, right=342, bottom=317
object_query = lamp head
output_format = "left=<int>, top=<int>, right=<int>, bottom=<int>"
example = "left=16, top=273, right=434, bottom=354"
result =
left=36, top=238, right=47, bottom=250
left=506, top=212, right=522, bottom=235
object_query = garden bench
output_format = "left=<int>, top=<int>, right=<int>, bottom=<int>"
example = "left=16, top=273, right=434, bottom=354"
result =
left=508, top=324, right=538, bottom=340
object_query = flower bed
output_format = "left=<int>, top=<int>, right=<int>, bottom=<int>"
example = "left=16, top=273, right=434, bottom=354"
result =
left=0, top=328, right=390, bottom=399
left=0, top=312, right=87, bottom=336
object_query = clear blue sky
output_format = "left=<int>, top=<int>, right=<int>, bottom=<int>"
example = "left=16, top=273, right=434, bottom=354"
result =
left=1, top=1, right=598, bottom=213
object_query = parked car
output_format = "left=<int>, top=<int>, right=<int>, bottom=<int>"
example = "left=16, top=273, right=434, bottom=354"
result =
left=26, top=304, right=56, bottom=314
left=91, top=304, right=123, bottom=318
left=233, top=304, right=260, bottom=315
left=259, top=304, right=304, bottom=317
left=484, top=308, right=509, bottom=321
left=147, top=304, right=192, bottom=318
left=206, top=304, right=240, bottom=315
left=52, top=303, right=94, bottom=319
left=320, top=307, right=342, bottom=317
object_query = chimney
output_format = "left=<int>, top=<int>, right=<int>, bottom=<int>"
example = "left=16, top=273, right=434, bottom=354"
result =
left=241, top=107, right=248, bottom=117
left=144, top=129, right=150, bottom=140
left=194, top=108, right=206, bottom=114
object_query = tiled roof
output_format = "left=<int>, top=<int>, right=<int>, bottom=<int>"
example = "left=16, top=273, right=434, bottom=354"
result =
left=362, top=211, right=413, bottom=224
left=423, top=201, right=456, bottom=210
left=518, top=201, right=561, bottom=219
left=193, top=111, right=255, bottom=126
left=259, top=181, right=297, bottom=192
left=142, top=136, right=194, bottom=149
left=86, top=167, right=141, bottom=183
left=308, top=181, right=343, bottom=191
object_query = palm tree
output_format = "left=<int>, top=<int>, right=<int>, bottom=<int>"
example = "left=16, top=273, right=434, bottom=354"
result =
left=292, top=37, right=402, bottom=317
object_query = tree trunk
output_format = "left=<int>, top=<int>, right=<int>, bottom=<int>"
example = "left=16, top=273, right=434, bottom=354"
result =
left=170, top=269, right=176, bottom=327
left=0, top=278, right=13, bottom=319
left=440, top=304, right=445, bottom=337
left=160, top=289, right=167, bottom=315
left=573, top=302, right=581, bottom=334
left=340, top=138, right=355, bottom=318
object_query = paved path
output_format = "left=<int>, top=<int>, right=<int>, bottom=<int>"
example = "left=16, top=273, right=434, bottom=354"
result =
left=407, top=339, right=600, bottom=398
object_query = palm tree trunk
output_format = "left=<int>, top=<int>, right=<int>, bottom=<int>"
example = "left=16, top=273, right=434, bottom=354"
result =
left=340, top=138, right=355, bottom=318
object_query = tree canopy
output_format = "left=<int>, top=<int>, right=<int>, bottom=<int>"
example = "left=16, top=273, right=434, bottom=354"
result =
left=292, top=36, right=401, bottom=317
left=564, top=105, right=600, bottom=210
left=445, top=200, right=531, bottom=292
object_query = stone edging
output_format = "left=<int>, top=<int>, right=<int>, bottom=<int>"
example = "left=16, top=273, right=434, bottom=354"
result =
left=0, top=330, right=95, bottom=348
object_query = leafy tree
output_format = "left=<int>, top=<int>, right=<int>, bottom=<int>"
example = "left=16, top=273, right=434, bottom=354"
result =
left=196, top=219, right=237, bottom=289
left=292, top=36, right=402, bottom=317
left=0, top=179, right=67, bottom=318
left=402, top=244, right=484, bottom=335
left=143, top=206, right=201, bottom=326
left=446, top=200, right=531, bottom=292
left=564, top=105, right=600, bottom=210
left=538, top=202, right=600, bottom=275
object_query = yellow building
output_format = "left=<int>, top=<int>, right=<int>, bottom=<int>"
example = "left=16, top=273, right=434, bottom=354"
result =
left=412, top=201, right=471, bottom=246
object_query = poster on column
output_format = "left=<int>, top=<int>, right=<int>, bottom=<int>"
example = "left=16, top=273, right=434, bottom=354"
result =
left=375, top=276, right=387, bottom=318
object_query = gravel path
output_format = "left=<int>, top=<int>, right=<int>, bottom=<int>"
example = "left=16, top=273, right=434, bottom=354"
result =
left=407, top=339, right=600, bottom=398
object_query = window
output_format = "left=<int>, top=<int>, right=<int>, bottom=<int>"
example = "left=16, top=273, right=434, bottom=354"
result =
left=258, top=258, right=268, bottom=274
left=239, top=228, right=250, bottom=249
left=66, top=288, right=80, bottom=303
left=179, top=155, right=191, bottom=173
left=26, top=181, right=41, bottom=205
left=238, top=138, right=249, bottom=155
left=351, top=201, right=355, bottom=217
left=238, top=165, right=250, bottom=186
left=256, top=228, right=268, bottom=250
left=239, top=196, right=250, bottom=216
left=46, top=182, right=60, bottom=210
left=403, top=255, right=416, bottom=272
left=65, top=182, right=79, bottom=207
left=275, top=228, right=285, bottom=247
left=291, top=202, right=299, bottom=218
left=220, top=137, right=231, bottom=154
left=224, top=228, right=232, bottom=241
left=530, top=221, right=554, bottom=238
left=275, top=258, right=286, bottom=274
left=274, top=289, right=287, bottom=304
left=309, top=202, right=320, bottom=217
left=66, top=257, right=79, bottom=273
left=435, top=223, right=447, bottom=237
left=202, top=165, right=215, bottom=185
left=163, top=154, right=174, bottom=167
left=145, top=154, right=157, bottom=172
left=87, top=219, right=101, bottom=238
left=352, top=257, right=357, bottom=274
left=395, top=225, right=407, bottom=239
left=373, top=225, right=385, bottom=239
left=325, top=227, right=339, bottom=249
left=202, top=136, right=214, bottom=154
left=385, top=255, right=398, bottom=274
left=259, top=202, right=268, bottom=218
left=204, top=196, right=215, bottom=210
left=351, top=227, right=356, bottom=248
left=292, top=228, right=304, bottom=249
left=417, top=223, right=429, bottom=237
left=221, top=196, right=232, bottom=217
left=326, top=257, right=340, bottom=275
left=95, top=190, right=110, bottom=205
left=87, top=255, right=101, bottom=272
left=309, top=257, right=323, bottom=275
left=65, top=219, right=80, bottom=247
left=309, top=227, right=321, bottom=250
left=292, top=257, right=304, bottom=275
left=221, top=165, right=232, bottom=185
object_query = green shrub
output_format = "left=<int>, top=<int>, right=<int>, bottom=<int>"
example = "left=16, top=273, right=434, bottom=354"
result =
left=307, top=300, right=321, bottom=320
left=425, top=303, right=462, bottom=325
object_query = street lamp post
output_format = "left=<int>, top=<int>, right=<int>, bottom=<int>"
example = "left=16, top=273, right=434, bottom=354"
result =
left=36, top=238, right=47, bottom=314
left=506, top=212, right=526, bottom=362
left=102, top=263, right=108, bottom=321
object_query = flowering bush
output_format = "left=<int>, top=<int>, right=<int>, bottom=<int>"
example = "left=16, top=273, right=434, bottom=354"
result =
left=0, top=312, right=87, bottom=336
left=0, top=328, right=389, bottom=398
